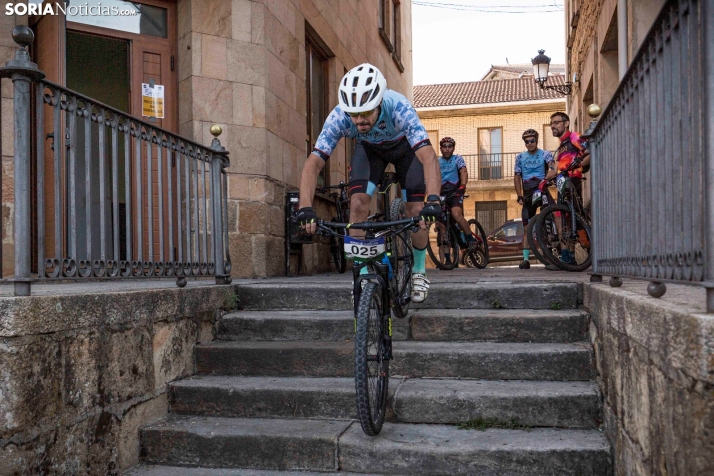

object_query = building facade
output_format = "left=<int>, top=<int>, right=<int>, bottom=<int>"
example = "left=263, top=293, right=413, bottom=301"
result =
left=414, top=71, right=566, bottom=235
left=0, top=0, right=414, bottom=278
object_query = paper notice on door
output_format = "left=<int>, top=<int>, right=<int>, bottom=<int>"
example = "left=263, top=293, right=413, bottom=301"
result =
left=141, top=83, right=165, bottom=119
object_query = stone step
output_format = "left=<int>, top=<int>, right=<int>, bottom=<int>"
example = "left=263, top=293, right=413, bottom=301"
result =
left=169, top=376, right=600, bottom=428
left=140, top=417, right=611, bottom=475
left=195, top=341, right=593, bottom=381
left=235, top=282, right=580, bottom=311
left=126, top=465, right=391, bottom=475
left=217, top=309, right=588, bottom=343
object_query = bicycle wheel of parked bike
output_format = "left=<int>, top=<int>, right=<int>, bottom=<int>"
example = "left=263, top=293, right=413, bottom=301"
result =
left=464, top=219, right=488, bottom=269
left=330, top=217, right=347, bottom=274
left=535, top=204, right=592, bottom=272
left=389, top=199, right=413, bottom=319
left=354, top=281, right=389, bottom=436
left=525, top=217, right=551, bottom=266
left=427, top=222, right=459, bottom=270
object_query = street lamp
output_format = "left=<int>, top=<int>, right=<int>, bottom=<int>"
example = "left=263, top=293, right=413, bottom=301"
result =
left=531, top=49, right=572, bottom=95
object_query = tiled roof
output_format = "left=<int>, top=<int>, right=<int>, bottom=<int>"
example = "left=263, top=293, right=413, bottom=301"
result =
left=413, top=76, right=567, bottom=108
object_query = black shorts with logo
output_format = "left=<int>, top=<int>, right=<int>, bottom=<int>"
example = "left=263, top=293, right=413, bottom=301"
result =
left=521, top=177, right=553, bottom=225
left=348, top=137, right=426, bottom=202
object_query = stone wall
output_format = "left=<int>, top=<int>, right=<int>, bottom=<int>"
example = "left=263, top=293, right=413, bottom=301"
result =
left=585, top=282, right=714, bottom=475
left=0, top=283, right=238, bottom=474
left=176, top=0, right=414, bottom=277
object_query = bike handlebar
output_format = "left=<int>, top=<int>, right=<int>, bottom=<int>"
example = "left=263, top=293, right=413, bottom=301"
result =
left=316, top=217, right=421, bottom=237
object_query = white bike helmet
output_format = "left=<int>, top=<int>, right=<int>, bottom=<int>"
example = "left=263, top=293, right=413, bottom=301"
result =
left=338, top=63, right=387, bottom=113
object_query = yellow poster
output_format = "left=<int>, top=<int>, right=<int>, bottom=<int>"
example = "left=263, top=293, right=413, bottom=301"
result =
left=141, top=83, right=165, bottom=119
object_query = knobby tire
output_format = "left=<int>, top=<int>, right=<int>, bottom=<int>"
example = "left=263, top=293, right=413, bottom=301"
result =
left=535, top=204, right=592, bottom=272
left=354, top=281, right=388, bottom=436
left=389, top=198, right=412, bottom=319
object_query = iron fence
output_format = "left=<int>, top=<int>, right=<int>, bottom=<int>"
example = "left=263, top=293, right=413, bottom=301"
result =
left=0, top=27, right=231, bottom=295
left=462, top=153, right=518, bottom=181
left=589, top=0, right=714, bottom=311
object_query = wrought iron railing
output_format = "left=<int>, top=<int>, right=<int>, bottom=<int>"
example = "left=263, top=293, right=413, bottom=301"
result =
left=462, top=153, right=518, bottom=181
left=588, top=0, right=714, bottom=311
left=0, top=27, right=231, bottom=296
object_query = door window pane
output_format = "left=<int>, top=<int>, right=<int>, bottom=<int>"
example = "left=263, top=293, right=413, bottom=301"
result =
left=67, top=1, right=168, bottom=38
left=478, top=128, right=503, bottom=180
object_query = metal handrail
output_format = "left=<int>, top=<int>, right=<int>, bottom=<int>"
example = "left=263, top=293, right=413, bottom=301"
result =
left=0, top=27, right=232, bottom=295
left=588, top=0, right=713, bottom=311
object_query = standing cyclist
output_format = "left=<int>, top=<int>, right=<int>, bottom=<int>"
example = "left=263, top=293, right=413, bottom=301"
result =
left=438, top=137, right=478, bottom=248
left=296, top=63, right=442, bottom=303
left=514, top=129, right=554, bottom=269
left=542, top=112, right=591, bottom=266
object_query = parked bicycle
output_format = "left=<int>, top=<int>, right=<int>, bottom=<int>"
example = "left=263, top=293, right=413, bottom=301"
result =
left=426, top=192, right=488, bottom=270
left=317, top=216, right=420, bottom=436
left=316, top=182, right=351, bottom=273
left=534, top=160, right=592, bottom=271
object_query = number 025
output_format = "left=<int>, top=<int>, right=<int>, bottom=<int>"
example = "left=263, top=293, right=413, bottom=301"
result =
left=351, top=245, right=377, bottom=257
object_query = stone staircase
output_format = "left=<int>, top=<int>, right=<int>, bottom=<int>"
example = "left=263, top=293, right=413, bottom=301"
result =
left=129, top=279, right=612, bottom=475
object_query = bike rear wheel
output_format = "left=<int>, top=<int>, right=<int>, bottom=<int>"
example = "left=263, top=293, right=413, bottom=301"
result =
left=535, top=204, right=592, bottom=271
left=427, top=222, right=459, bottom=270
left=389, top=199, right=413, bottom=319
left=465, top=219, right=489, bottom=268
left=354, top=281, right=389, bottom=436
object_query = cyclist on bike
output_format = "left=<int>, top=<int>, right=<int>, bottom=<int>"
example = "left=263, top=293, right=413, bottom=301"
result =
left=514, top=129, right=554, bottom=269
left=296, top=63, right=442, bottom=303
left=438, top=137, right=478, bottom=250
left=541, top=112, right=591, bottom=266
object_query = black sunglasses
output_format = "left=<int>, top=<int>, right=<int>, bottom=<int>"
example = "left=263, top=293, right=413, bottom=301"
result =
left=524, top=138, right=537, bottom=144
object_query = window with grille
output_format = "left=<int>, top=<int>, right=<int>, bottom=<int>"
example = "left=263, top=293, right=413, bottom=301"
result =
left=475, top=201, right=508, bottom=235
left=477, top=127, right=503, bottom=180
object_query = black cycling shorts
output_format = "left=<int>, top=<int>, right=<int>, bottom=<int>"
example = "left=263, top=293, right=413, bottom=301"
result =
left=348, top=138, right=426, bottom=202
left=441, top=183, right=464, bottom=209
left=521, top=177, right=553, bottom=225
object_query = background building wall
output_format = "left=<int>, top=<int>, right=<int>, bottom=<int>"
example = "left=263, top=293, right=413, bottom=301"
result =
left=418, top=104, right=564, bottom=226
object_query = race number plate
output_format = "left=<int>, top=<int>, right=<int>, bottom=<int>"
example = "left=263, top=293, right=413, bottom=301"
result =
left=556, top=174, right=567, bottom=193
left=532, top=189, right=542, bottom=204
left=344, top=236, right=386, bottom=260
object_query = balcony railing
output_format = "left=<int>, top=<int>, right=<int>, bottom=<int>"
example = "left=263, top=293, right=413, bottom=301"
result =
left=588, top=0, right=714, bottom=311
left=0, top=27, right=232, bottom=296
left=462, top=153, right=518, bottom=181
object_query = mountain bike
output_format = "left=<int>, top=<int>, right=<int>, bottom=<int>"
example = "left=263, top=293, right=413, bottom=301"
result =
left=426, top=193, right=488, bottom=270
left=534, top=161, right=592, bottom=271
left=317, top=216, right=420, bottom=436
left=316, top=182, right=351, bottom=273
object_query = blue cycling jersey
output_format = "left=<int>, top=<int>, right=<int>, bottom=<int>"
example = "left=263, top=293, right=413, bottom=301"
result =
left=312, top=89, right=430, bottom=160
left=439, top=154, right=466, bottom=187
left=514, top=149, right=554, bottom=181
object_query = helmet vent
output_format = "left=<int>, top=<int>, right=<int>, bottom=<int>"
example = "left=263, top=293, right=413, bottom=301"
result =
left=341, top=91, right=349, bottom=106
left=359, top=91, right=371, bottom=107
left=352, top=76, right=359, bottom=88
left=369, top=84, right=381, bottom=102
left=366, top=77, right=373, bottom=85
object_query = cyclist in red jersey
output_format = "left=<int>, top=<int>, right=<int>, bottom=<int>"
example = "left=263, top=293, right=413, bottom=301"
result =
left=540, top=112, right=591, bottom=268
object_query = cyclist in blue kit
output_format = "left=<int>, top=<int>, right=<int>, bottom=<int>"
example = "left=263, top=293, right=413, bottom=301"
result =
left=514, top=128, right=554, bottom=269
left=438, top=136, right=477, bottom=248
left=296, top=63, right=442, bottom=303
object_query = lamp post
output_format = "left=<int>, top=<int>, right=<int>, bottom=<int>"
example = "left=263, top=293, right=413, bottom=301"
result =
left=531, top=49, right=572, bottom=95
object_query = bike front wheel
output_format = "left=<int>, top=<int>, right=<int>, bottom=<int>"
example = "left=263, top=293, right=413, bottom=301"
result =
left=535, top=204, right=592, bottom=272
left=354, top=281, right=389, bottom=436
left=525, top=217, right=551, bottom=266
left=427, top=222, right=459, bottom=270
